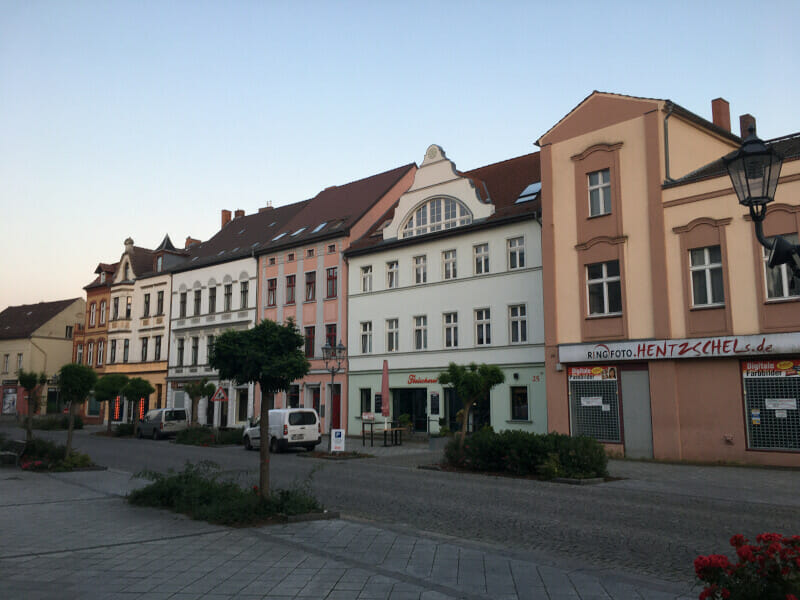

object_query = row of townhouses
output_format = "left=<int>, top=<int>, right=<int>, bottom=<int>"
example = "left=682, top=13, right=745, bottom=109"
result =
left=63, top=91, right=799, bottom=466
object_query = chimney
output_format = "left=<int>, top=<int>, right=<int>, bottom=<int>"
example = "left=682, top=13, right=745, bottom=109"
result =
left=739, top=114, right=756, bottom=138
left=221, top=209, right=232, bottom=228
left=234, top=209, right=245, bottom=219
left=185, top=236, right=200, bottom=249
left=711, top=98, right=731, bottom=132
left=258, top=201, right=274, bottom=213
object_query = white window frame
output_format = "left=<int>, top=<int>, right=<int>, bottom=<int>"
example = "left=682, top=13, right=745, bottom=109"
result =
left=2, top=354, right=8, bottom=372
left=588, top=168, right=611, bottom=217
left=475, top=308, right=491, bottom=346
left=97, top=340, right=104, bottom=366
left=401, top=197, right=472, bottom=238
left=414, top=255, right=427, bottom=284
left=100, top=300, right=106, bottom=325
left=87, top=342, right=94, bottom=366
left=89, top=303, right=96, bottom=327
left=474, top=243, right=489, bottom=275
left=586, top=261, right=622, bottom=316
left=689, top=246, right=724, bottom=307
left=76, top=346, right=83, bottom=365
left=764, top=234, right=799, bottom=300
left=442, top=249, right=457, bottom=280
left=361, top=266, right=372, bottom=292
left=509, top=304, right=527, bottom=343
left=507, top=237, right=525, bottom=270
left=360, top=321, right=372, bottom=354
left=387, top=261, right=399, bottom=289
left=413, top=315, right=427, bottom=350
left=443, top=312, right=458, bottom=348
left=386, top=318, right=399, bottom=352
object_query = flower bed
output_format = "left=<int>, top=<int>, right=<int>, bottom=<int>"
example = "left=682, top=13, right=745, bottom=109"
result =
left=695, top=533, right=800, bottom=599
left=128, top=461, right=323, bottom=526
left=19, top=438, right=95, bottom=472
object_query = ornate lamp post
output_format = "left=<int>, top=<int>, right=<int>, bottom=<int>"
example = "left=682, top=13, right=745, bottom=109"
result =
left=321, top=340, right=346, bottom=450
left=723, top=127, right=800, bottom=280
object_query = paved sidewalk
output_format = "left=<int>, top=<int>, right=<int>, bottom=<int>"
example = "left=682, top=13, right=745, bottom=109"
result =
left=0, top=467, right=697, bottom=600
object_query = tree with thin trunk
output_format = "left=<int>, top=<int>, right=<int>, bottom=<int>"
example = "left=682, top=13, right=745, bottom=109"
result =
left=94, top=374, right=130, bottom=435
left=438, top=362, right=505, bottom=454
left=18, top=369, right=47, bottom=442
left=58, top=363, right=98, bottom=455
left=210, top=318, right=309, bottom=498
left=184, top=378, right=216, bottom=427
left=124, top=378, right=155, bottom=437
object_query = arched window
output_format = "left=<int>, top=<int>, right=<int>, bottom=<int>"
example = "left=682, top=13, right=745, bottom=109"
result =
left=401, top=197, right=472, bottom=238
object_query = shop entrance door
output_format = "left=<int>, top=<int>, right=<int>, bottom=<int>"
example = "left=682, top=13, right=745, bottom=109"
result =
left=392, top=388, right=427, bottom=432
left=620, top=369, right=653, bottom=459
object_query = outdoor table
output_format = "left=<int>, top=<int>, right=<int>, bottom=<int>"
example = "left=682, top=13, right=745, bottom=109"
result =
left=383, top=427, right=403, bottom=447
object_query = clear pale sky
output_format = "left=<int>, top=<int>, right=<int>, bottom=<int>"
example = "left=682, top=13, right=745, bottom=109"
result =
left=2, top=1, right=798, bottom=310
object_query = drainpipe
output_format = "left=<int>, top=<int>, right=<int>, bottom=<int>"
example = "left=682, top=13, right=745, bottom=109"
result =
left=663, top=102, right=675, bottom=183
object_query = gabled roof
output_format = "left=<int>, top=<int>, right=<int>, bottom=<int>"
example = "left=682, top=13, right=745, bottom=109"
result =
left=537, top=91, right=740, bottom=147
left=85, top=262, right=118, bottom=290
left=346, top=152, right=541, bottom=255
left=154, top=234, right=179, bottom=253
left=665, top=131, right=800, bottom=188
left=121, top=245, right=157, bottom=281
left=254, top=163, right=416, bottom=255
left=163, top=163, right=416, bottom=273
left=167, top=201, right=309, bottom=273
left=0, top=298, right=81, bottom=340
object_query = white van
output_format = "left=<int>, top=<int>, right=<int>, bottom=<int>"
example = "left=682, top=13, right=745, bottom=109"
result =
left=243, top=408, right=321, bottom=453
left=138, top=408, right=189, bottom=439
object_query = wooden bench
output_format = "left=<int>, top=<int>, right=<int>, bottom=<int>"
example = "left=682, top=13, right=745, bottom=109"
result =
left=0, top=440, right=27, bottom=467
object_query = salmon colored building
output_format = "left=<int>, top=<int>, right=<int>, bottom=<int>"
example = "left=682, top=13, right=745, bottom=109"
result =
left=256, top=164, right=416, bottom=434
left=538, top=92, right=800, bottom=465
left=72, top=262, right=116, bottom=423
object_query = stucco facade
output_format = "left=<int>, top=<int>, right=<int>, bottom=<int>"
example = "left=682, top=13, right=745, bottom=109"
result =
left=538, top=92, right=800, bottom=465
left=346, top=145, right=545, bottom=436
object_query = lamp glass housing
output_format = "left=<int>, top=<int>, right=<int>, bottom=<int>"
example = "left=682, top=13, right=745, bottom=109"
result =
left=724, top=133, right=782, bottom=208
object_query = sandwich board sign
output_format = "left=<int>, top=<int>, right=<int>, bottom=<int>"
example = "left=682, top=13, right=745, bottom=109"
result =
left=211, top=387, right=228, bottom=402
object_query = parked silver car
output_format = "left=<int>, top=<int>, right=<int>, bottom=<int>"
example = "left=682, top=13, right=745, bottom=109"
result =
left=137, top=408, right=189, bottom=440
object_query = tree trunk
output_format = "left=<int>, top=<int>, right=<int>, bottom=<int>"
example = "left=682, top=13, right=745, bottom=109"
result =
left=458, top=400, right=474, bottom=454
left=25, top=392, right=34, bottom=443
left=106, top=401, right=113, bottom=436
left=66, top=402, right=75, bottom=456
left=192, top=396, right=199, bottom=426
left=259, top=385, right=270, bottom=499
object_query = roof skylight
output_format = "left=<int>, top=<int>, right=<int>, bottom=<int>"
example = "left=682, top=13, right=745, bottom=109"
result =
left=515, top=182, right=542, bottom=204
left=312, top=222, right=327, bottom=233
left=291, top=227, right=307, bottom=237
left=272, top=232, right=287, bottom=241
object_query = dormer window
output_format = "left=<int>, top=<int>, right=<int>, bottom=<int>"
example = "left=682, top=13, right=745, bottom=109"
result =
left=401, top=197, right=472, bottom=238
left=124, top=264, right=131, bottom=280
left=156, top=256, right=163, bottom=272
left=100, top=272, right=106, bottom=284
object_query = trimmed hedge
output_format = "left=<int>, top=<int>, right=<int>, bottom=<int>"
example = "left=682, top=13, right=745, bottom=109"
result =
left=175, top=427, right=216, bottom=446
left=443, top=429, right=608, bottom=479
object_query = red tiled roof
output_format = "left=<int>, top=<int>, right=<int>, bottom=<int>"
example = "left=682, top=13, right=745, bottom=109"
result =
left=347, top=152, right=540, bottom=254
left=0, top=298, right=81, bottom=340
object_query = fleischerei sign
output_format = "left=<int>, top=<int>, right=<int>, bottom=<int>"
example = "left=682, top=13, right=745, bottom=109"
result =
left=559, top=332, right=800, bottom=363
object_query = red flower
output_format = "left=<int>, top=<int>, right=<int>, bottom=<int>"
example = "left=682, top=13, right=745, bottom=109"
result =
left=730, top=534, right=746, bottom=548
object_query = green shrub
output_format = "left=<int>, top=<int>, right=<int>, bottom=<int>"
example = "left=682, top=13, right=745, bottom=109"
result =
left=443, top=430, right=608, bottom=479
left=215, top=428, right=243, bottom=445
left=114, top=423, right=134, bottom=437
left=29, top=415, right=84, bottom=430
left=175, top=427, right=216, bottom=446
left=23, top=438, right=67, bottom=462
left=128, top=461, right=322, bottom=525
left=52, top=451, right=93, bottom=472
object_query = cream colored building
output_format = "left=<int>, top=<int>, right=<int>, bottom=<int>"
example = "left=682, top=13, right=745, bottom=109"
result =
left=0, top=298, right=86, bottom=416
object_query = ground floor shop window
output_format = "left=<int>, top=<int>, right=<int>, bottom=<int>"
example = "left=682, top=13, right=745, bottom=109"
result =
left=742, top=359, right=800, bottom=451
left=568, top=366, right=621, bottom=442
left=288, top=385, right=300, bottom=408
left=360, top=388, right=371, bottom=414
left=510, top=386, right=529, bottom=421
left=87, top=393, right=100, bottom=416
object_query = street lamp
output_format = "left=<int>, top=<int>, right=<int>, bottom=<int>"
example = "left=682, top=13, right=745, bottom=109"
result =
left=723, top=127, right=800, bottom=280
left=321, top=339, right=346, bottom=450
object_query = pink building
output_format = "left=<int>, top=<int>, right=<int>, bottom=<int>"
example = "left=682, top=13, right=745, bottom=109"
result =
left=256, top=164, right=416, bottom=433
